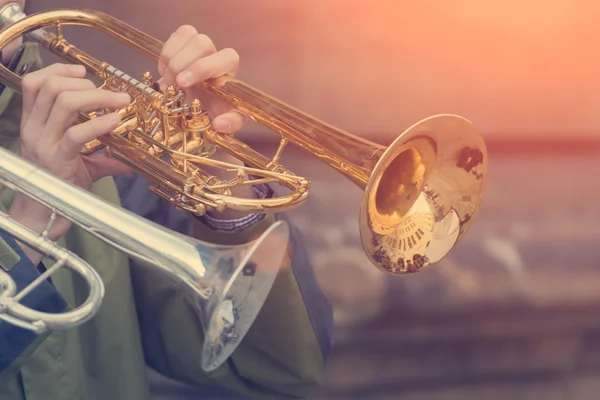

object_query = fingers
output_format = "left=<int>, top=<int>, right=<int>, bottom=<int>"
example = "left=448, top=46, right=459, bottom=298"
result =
left=26, top=76, right=97, bottom=132
left=21, top=63, right=86, bottom=122
left=159, top=26, right=245, bottom=135
left=165, top=34, right=216, bottom=85
left=176, top=48, right=239, bottom=88
left=212, top=110, right=246, bottom=134
left=44, top=89, right=130, bottom=143
left=160, top=27, right=239, bottom=88
left=158, top=25, right=199, bottom=77
left=59, top=112, right=122, bottom=156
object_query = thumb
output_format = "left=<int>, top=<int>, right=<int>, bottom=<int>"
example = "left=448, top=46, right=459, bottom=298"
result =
left=85, top=151, right=134, bottom=181
left=212, top=110, right=247, bottom=134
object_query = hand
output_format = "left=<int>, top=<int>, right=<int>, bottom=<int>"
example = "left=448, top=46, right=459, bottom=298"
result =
left=8, top=63, right=132, bottom=261
left=158, top=26, right=256, bottom=220
left=158, top=25, right=245, bottom=135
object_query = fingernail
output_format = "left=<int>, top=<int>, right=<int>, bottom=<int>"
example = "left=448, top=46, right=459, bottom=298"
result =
left=69, top=64, right=85, bottom=73
left=213, top=118, right=232, bottom=131
left=176, top=70, right=192, bottom=86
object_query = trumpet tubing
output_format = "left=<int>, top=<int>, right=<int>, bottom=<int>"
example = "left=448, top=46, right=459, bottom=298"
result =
left=0, top=3, right=293, bottom=374
left=0, top=5, right=487, bottom=281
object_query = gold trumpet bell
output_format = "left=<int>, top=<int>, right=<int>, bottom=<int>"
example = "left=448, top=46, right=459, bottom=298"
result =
left=360, top=115, right=487, bottom=275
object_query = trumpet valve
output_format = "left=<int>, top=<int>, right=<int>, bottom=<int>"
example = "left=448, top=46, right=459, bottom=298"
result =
left=165, top=85, right=177, bottom=101
left=142, top=71, right=153, bottom=85
left=191, top=98, right=202, bottom=114
left=184, top=99, right=211, bottom=132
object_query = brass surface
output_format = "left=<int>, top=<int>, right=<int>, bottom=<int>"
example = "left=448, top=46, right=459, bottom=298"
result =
left=0, top=4, right=488, bottom=274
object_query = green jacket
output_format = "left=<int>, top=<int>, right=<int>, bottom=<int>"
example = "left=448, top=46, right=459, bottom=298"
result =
left=0, top=43, right=333, bottom=400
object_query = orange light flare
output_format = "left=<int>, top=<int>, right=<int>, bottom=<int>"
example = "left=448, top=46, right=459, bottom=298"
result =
left=285, top=0, right=600, bottom=140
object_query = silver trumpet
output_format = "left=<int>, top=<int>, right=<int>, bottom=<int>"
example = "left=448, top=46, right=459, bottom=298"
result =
left=0, top=146, right=290, bottom=372
left=0, top=3, right=292, bottom=373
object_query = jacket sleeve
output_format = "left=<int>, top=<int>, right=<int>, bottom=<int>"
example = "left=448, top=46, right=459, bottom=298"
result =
left=114, top=174, right=334, bottom=399
left=0, top=228, right=69, bottom=384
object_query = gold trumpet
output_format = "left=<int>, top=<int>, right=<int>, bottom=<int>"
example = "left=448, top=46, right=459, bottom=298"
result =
left=0, top=4, right=487, bottom=278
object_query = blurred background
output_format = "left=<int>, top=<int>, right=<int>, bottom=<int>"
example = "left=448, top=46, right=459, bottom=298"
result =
left=27, top=0, right=600, bottom=399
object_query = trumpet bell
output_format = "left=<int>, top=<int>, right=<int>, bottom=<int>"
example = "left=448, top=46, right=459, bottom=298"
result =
left=0, top=142, right=290, bottom=372
left=190, top=220, right=290, bottom=372
left=361, top=115, right=487, bottom=274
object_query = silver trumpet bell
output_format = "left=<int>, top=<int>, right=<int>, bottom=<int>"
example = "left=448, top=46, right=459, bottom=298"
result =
left=0, top=146, right=290, bottom=372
